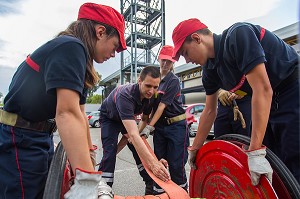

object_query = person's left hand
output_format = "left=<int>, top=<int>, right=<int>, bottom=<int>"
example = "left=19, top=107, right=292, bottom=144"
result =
left=64, top=168, right=113, bottom=199
left=140, top=125, right=155, bottom=139
left=244, top=146, right=273, bottom=186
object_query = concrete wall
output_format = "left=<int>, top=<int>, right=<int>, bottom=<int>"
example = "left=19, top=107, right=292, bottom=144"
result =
left=184, top=92, right=206, bottom=104
left=85, top=104, right=101, bottom=112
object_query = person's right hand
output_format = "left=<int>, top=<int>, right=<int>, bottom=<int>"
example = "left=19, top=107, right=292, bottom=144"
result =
left=218, top=89, right=242, bottom=106
left=89, top=145, right=98, bottom=168
left=149, top=160, right=170, bottom=182
left=187, top=146, right=198, bottom=170
left=159, top=158, right=169, bottom=169
left=218, top=89, right=232, bottom=106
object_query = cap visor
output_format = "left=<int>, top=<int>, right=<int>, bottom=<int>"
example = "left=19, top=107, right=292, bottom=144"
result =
left=172, top=39, right=185, bottom=61
left=158, top=54, right=176, bottom=63
left=116, top=31, right=127, bottom=53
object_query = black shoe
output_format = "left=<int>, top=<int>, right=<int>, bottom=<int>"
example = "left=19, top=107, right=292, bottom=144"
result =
left=145, top=181, right=154, bottom=195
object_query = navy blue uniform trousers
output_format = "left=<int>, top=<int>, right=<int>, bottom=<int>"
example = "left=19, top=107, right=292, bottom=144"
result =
left=0, top=124, right=54, bottom=199
left=98, top=114, right=151, bottom=186
left=214, top=97, right=252, bottom=138
left=263, top=79, right=300, bottom=184
left=153, top=120, right=189, bottom=193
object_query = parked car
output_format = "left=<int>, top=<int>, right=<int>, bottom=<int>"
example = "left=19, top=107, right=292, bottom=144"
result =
left=183, top=103, right=214, bottom=138
left=85, top=111, right=91, bottom=116
left=87, top=111, right=141, bottom=128
left=190, top=115, right=214, bottom=139
left=87, top=111, right=100, bottom=128
left=183, top=103, right=205, bottom=126
left=135, top=114, right=142, bottom=124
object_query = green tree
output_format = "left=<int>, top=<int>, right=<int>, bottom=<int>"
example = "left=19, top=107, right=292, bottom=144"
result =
left=0, top=92, right=3, bottom=106
left=87, top=94, right=102, bottom=104
left=87, top=72, right=103, bottom=98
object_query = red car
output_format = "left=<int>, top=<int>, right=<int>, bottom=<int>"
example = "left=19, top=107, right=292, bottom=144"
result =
left=134, top=114, right=142, bottom=124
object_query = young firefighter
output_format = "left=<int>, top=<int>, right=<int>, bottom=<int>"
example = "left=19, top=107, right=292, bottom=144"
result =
left=98, top=66, right=170, bottom=189
left=140, top=45, right=189, bottom=194
left=0, top=3, right=127, bottom=198
left=172, top=18, right=299, bottom=185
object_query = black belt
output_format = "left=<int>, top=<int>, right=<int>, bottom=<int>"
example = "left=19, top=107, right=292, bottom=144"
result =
left=0, top=109, right=56, bottom=133
left=275, top=68, right=299, bottom=92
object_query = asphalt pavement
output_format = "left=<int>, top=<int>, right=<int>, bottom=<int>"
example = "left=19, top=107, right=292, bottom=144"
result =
left=53, top=127, right=195, bottom=196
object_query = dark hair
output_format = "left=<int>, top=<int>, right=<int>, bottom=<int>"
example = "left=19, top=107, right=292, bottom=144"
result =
left=56, top=19, right=119, bottom=88
left=139, top=66, right=160, bottom=81
left=184, top=28, right=212, bottom=43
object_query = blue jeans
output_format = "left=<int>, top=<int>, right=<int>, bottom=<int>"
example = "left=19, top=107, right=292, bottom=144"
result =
left=0, top=124, right=54, bottom=199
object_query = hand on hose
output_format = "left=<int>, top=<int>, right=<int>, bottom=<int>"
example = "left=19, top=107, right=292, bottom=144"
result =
left=244, top=147, right=273, bottom=186
left=149, top=160, right=170, bottom=182
left=140, top=125, right=155, bottom=139
left=159, top=158, right=169, bottom=170
left=187, top=146, right=198, bottom=170
left=90, top=145, right=98, bottom=168
left=64, top=168, right=114, bottom=199
left=232, top=100, right=246, bottom=129
left=218, top=89, right=232, bottom=106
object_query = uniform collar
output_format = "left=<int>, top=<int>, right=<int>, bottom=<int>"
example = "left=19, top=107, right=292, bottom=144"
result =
left=161, top=71, right=173, bottom=82
left=206, top=33, right=223, bottom=69
left=135, top=83, right=146, bottom=105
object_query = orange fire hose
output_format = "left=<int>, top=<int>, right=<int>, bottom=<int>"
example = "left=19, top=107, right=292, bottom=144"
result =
left=114, top=137, right=190, bottom=199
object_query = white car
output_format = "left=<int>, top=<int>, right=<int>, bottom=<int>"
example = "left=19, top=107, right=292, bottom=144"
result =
left=87, top=111, right=100, bottom=128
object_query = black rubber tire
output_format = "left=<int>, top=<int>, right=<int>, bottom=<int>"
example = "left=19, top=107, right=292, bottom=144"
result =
left=43, top=141, right=67, bottom=199
left=188, top=125, right=196, bottom=137
left=216, top=134, right=300, bottom=199
left=93, top=120, right=100, bottom=128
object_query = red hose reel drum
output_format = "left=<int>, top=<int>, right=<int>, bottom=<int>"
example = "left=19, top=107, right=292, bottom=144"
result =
left=189, top=140, right=278, bottom=199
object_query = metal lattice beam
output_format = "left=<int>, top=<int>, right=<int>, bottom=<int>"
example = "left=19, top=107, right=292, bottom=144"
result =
left=120, top=0, right=165, bottom=83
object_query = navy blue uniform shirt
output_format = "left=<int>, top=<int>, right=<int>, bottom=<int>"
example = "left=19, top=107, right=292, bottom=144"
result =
left=100, top=83, right=152, bottom=122
left=203, top=22, right=299, bottom=95
left=4, top=36, right=88, bottom=122
left=153, top=72, right=185, bottom=118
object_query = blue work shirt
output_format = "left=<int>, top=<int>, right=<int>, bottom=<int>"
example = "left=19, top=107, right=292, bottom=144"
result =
left=100, top=83, right=152, bottom=122
left=203, top=22, right=299, bottom=95
left=4, top=36, right=88, bottom=122
left=153, top=72, right=185, bottom=118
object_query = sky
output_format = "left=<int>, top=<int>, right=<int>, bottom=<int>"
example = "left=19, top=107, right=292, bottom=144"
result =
left=0, top=0, right=299, bottom=98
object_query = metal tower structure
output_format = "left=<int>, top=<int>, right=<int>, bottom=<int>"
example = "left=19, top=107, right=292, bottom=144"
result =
left=120, top=0, right=165, bottom=84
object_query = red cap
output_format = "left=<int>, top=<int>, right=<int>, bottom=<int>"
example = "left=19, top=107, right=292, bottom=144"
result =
left=158, top=45, right=176, bottom=62
left=78, top=3, right=127, bottom=53
left=172, top=18, right=207, bottom=61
